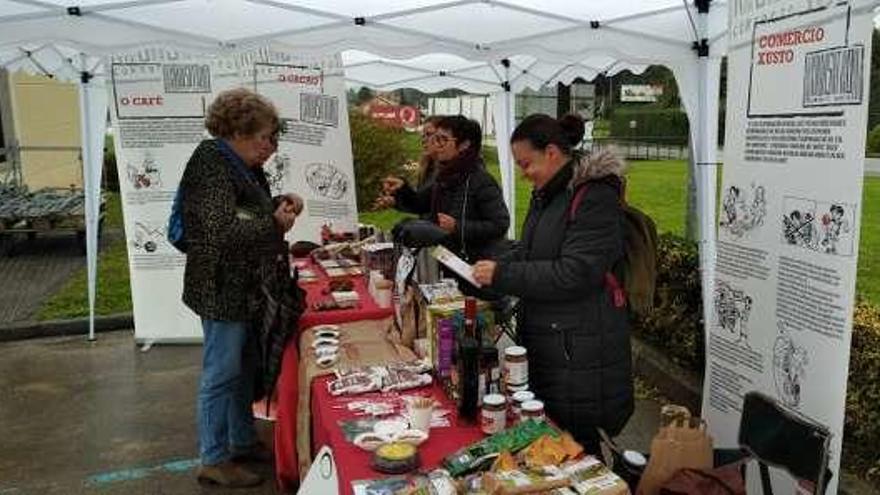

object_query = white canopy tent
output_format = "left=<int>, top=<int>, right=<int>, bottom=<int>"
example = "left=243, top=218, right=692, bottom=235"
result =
left=0, top=0, right=729, bottom=340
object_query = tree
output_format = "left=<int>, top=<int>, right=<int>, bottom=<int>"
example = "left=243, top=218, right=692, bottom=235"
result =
left=868, top=28, right=880, bottom=134
left=356, top=87, right=375, bottom=105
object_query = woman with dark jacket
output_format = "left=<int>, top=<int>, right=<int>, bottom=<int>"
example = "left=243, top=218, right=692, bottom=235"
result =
left=379, top=115, right=510, bottom=263
left=473, top=114, right=634, bottom=453
left=180, top=88, right=301, bottom=487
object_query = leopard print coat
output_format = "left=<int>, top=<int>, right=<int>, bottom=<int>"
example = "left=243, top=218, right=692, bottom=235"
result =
left=180, top=139, right=285, bottom=321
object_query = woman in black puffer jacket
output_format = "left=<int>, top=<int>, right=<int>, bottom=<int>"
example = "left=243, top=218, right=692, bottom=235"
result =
left=473, top=114, right=634, bottom=454
left=379, top=115, right=510, bottom=264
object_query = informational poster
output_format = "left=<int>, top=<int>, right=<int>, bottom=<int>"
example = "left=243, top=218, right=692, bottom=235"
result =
left=704, top=2, right=873, bottom=492
left=108, top=47, right=357, bottom=342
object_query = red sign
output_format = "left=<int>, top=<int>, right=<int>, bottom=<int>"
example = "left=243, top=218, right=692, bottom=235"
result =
left=368, top=105, right=420, bottom=128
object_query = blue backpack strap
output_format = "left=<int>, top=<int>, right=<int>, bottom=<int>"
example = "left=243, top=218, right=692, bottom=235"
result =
left=167, top=186, right=187, bottom=252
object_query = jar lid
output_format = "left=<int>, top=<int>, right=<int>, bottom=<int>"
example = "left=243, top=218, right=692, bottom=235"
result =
left=512, top=391, right=535, bottom=402
left=521, top=400, right=544, bottom=412
left=623, top=450, right=647, bottom=467
left=483, top=394, right=506, bottom=406
left=505, top=346, right=527, bottom=357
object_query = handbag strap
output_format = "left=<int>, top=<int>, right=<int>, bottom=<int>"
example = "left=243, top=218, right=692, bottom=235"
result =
left=677, top=468, right=738, bottom=495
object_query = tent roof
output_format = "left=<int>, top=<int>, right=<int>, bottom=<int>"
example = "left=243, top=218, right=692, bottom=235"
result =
left=342, top=51, right=648, bottom=93
left=1, top=0, right=727, bottom=65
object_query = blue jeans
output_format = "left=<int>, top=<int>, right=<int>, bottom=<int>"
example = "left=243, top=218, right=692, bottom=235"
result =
left=198, top=319, right=258, bottom=465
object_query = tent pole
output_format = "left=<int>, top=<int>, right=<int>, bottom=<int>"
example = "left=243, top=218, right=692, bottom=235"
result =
left=695, top=1, right=721, bottom=359
left=492, top=59, right=516, bottom=239
left=76, top=54, right=107, bottom=342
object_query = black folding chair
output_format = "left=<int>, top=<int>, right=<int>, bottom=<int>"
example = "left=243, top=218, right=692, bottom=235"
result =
left=734, top=391, right=833, bottom=495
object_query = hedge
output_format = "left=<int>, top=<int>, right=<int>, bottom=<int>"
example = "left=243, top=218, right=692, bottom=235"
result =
left=349, top=112, right=410, bottom=211
left=868, top=123, right=880, bottom=155
left=609, top=107, right=690, bottom=143
left=634, top=234, right=880, bottom=482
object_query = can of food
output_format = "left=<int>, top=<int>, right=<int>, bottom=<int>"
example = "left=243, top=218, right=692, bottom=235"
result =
left=480, top=394, right=507, bottom=435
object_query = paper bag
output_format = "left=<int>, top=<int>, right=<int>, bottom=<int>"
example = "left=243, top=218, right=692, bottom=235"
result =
left=636, top=417, right=713, bottom=495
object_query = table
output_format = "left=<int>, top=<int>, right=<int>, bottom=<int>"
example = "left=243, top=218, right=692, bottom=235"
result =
left=310, top=375, right=485, bottom=494
left=274, top=259, right=394, bottom=492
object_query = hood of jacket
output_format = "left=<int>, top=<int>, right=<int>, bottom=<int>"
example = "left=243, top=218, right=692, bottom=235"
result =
left=570, top=148, right=627, bottom=188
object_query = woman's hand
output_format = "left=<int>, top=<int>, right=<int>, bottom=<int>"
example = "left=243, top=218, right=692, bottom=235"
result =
left=472, top=260, right=497, bottom=287
left=279, top=193, right=304, bottom=216
left=437, top=213, right=457, bottom=233
left=382, top=176, right=405, bottom=195
left=372, top=195, right=396, bottom=210
left=273, top=203, right=297, bottom=233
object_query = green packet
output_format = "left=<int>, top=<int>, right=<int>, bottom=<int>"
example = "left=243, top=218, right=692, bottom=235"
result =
left=442, top=420, right=558, bottom=478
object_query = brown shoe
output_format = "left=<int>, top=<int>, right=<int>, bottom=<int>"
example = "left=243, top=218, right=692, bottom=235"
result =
left=196, top=461, right=264, bottom=487
left=231, top=442, right=274, bottom=464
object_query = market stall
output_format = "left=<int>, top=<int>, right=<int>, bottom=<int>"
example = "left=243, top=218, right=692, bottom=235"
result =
left=273, top=251, right=397, bottom=490
left=268, top=236, right=637, bottom=495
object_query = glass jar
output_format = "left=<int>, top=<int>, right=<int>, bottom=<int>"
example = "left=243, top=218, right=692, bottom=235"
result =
left=480, top=394, right=507, bottom=435
left=510, top=390, right=535, bottom=421
left=503, top=346, right=528, bottom=390
left=520, top=400, right=545, bottom=422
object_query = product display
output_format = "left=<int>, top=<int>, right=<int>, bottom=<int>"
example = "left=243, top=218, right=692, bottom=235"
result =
left=510, top=391, right=535, bottom=422
left=327, top=361, right=434, bottom=396
left=371, top=442, right=421, bottom=474
left=504, top=346, right=529, bottom=391
left=520, top=400, right=545, bottom=422
left=481, top=394, right=507, bottom=435
left=442, top=419, right=558, bottom=477
left=295, top=235, right=630, bottom=495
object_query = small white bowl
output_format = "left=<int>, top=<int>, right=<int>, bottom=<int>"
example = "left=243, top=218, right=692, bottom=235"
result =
left=314, top=329, right=340, bottom=340
left=393, top=429, right=428, bottom=446
left=311, top=324, right=341, bottom=333
left=312, top=337, right=340, bottom=348
left=314, top=346, right=338, bottom=358
left=373, top=419, right=408, bottom=438
left=316, top=355, right=338, bottom=368
left=353, top=432, right=390, bottom=451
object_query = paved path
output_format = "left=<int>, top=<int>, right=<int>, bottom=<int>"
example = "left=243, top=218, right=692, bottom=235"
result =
left=0, top=332, right=876, bottom=494
left=0, top=230, right=120, bottom=324
left=0, top=332, right=660, bottom=495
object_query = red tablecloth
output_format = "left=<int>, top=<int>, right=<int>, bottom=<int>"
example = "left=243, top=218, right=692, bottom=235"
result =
left=310, top=375, right=485, bottom=494
left=274, top=259, right=394, bottom=492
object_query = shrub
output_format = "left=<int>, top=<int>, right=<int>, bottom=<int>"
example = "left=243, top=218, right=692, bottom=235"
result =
left=636, top=234, right=880, bottom=483
left=103, top=133, right=120, bottom=192
left=609, top=107, right=689, bottom=143
left=867, top=124, right=880, bottom=154
left=845, top=299, right=880, bottom=480
left=633, top=233, right=704, bottom=369
left=349, top=112, right=409, bottom=211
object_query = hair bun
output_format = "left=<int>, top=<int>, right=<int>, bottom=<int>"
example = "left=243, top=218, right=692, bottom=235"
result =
left=558, top=114, right=585, bottom=147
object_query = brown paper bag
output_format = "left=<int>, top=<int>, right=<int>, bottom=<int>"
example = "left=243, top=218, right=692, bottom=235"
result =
left=636, top=416, right=713, bottom=495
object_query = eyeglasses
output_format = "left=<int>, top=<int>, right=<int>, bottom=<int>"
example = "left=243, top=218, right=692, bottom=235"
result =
left=430, top=133, right=454, bottom=145
left=420, top=131, right=435, bottom=142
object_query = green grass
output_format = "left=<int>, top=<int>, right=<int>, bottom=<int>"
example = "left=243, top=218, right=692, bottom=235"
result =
left=35, top=157, right=880, bottom=320
left=859, top=177, right=880, bottom=303
left=36, top=239, right=132, bottom=320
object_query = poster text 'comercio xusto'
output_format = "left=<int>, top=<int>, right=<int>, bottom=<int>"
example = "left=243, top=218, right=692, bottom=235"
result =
left=757, top=26, right=825, bottom=65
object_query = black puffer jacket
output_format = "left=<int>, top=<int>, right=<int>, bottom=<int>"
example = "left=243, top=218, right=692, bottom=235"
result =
left=491, top=150, right=633, bottom=448
left=394, top=158, right=510, bottom=262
